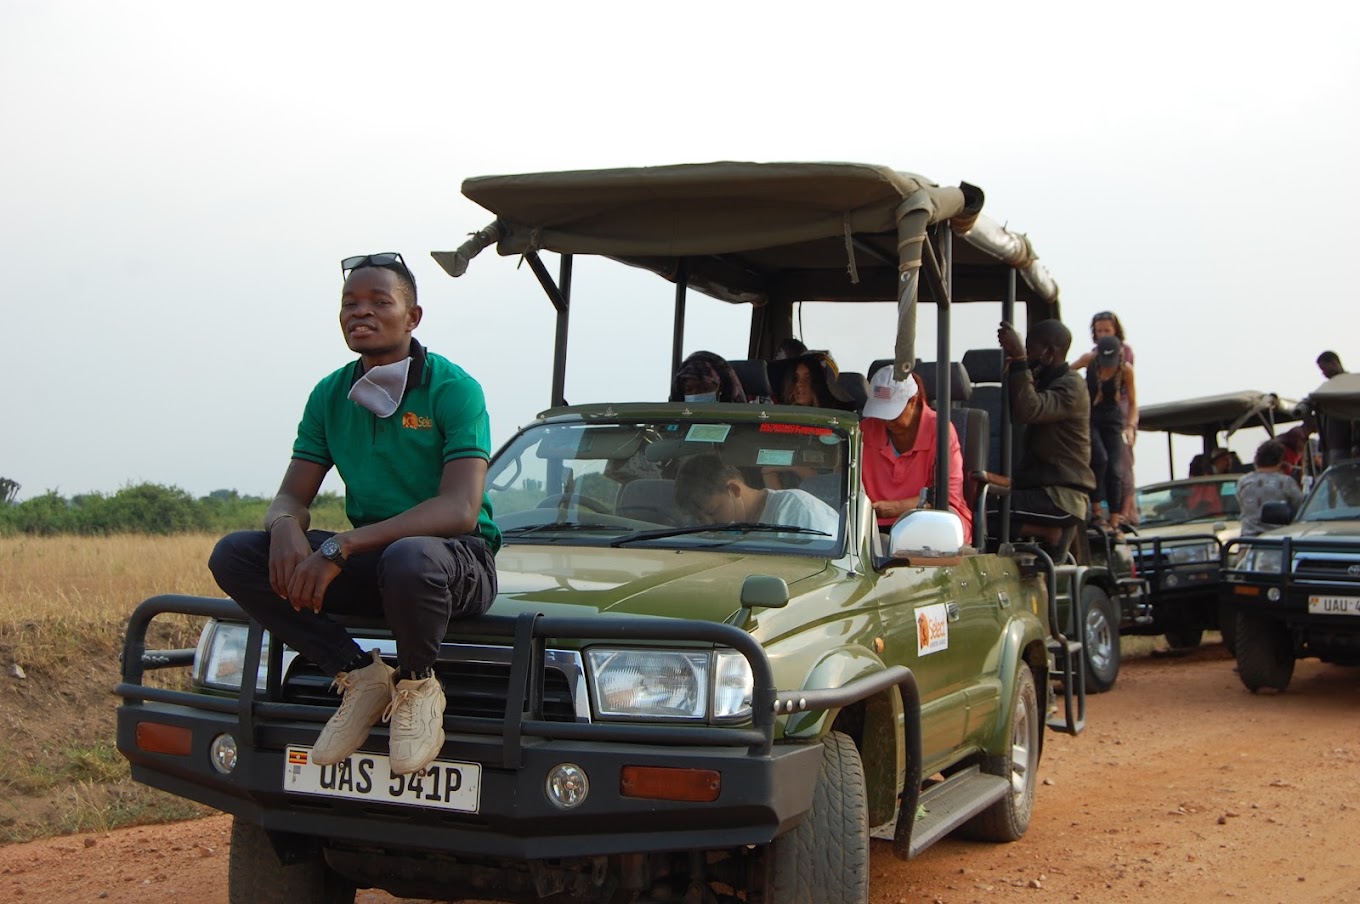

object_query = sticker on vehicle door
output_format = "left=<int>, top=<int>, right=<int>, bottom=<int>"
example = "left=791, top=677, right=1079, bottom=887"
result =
left=915, top=603, right=949, bottom=656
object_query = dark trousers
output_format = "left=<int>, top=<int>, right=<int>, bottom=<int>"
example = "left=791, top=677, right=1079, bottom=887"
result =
left=1090, top=421, right=1125, bottom=514
left=208, top=530, right=498, bottom=676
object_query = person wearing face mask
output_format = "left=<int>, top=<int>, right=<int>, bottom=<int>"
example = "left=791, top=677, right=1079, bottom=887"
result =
left=674, top=452, right=839, bottom=538
left=997, top=319, right=1097, bottom=558
left=668, top=351, right=748, bottom=404
left=208, top=253, right=501, bottom=779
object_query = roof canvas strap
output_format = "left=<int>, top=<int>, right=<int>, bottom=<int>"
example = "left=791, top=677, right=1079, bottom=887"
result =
left=842, top=217, right=860, bottom=284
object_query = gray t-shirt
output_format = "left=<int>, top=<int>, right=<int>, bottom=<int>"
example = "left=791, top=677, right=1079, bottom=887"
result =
left=1236, top=470, right=1303, bottom=537
left=761, top=488, right=840, bottom=538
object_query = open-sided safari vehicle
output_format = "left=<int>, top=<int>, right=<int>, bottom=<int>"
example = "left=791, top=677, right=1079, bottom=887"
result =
left=1221, top=374, right=1360, bottom=692
left=1129, top=391, right=1299, bottom=649
left=118, top=162, right=1089, bottom=904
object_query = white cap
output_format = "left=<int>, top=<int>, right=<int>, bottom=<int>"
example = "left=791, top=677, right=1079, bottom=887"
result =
left=862, top=365, right=919, bottom=420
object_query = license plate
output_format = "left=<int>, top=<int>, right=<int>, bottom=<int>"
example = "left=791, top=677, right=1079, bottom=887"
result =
left=283, top=745, right=481, bottom=813
left=1308, top=595, right=1360, bottom=616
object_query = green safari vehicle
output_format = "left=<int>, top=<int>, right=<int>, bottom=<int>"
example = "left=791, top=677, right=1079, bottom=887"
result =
left=117, top=162, right=1085, bottom=904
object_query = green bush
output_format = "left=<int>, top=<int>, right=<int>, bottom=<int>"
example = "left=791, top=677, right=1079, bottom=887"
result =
left=0, top=484, right=352, bottom=536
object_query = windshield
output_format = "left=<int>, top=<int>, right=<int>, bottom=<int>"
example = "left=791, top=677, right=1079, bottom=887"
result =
left=1135, top=478, right=1240, bottom=527
left=1297, top=462, right=1360, bottom=522
left=487, top=416, right=848, bottom=554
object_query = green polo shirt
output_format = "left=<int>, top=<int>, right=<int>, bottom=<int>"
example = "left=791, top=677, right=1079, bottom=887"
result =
left=291, top=342, right=501, bottom=552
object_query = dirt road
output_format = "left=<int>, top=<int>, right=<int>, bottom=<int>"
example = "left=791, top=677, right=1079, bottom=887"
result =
left=3, top=643, right=1358, bottom=903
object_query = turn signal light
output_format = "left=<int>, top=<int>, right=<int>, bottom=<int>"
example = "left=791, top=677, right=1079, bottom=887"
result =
left=1232, top=585, right=1261, bottom=597
left=620, top=766, right=721, bottom=802
left=135, top=722, right=192, bottom=756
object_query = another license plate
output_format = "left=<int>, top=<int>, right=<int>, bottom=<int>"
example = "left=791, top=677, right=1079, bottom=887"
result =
left=1308, top=595, right=1360, bottom=616
left=283, top=745, right=481, bottom=813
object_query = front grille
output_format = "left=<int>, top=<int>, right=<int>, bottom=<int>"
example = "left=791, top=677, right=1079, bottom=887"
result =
left=281, top=648, right=582, bottom=722
left=1294, top=553, right=1360, bottom=581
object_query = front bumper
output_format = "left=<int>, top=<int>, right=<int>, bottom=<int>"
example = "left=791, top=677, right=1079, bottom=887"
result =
left=1221, top=537, right=1360, bottom=657
left=117, top=595, right=911, bottom=859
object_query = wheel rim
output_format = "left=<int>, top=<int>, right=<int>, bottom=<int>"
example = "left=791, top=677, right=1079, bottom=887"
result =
left=1009, top=686, right=1033, bottom=800
left=1085, top=603, right=1114, bottom=673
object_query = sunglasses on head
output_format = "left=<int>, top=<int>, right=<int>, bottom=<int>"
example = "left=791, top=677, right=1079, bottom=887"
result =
left=341, top=252, right=406, bottom=275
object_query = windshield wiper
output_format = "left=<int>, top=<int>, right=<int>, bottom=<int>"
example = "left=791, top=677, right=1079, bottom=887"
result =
left=610, top=521, right=831, bottom=547
left=502, top=522, right=621, bottom=538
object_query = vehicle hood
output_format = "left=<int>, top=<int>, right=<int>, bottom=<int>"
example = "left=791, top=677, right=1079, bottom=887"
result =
left=1261, top=519, right=1360, bottom=540
left=488, top=545, right=831, bottom=623
left=1137, top=520, right=1238, bottom=544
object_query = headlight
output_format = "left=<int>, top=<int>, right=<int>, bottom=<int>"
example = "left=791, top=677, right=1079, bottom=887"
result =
left=194, top=621, right=268, bottom=692
left=586, top=648, right=753, bottom=722
left=1166, top=542, right=1217, bottom=565
left=1239, top=546, right=1283, bottom=574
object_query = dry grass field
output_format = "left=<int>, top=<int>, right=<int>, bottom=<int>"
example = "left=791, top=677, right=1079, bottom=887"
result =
left=0, top=534, right=226, bottom=842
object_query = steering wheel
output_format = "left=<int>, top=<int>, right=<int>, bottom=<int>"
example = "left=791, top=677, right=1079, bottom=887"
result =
left=536, top=493, right=611, bottom=514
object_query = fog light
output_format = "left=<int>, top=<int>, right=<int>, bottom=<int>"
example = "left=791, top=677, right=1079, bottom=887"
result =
left=1165, top=574, right=1180, bottom=588
left=209, top=733, right=238, bottom=774
left=545, top=763, right=589, bottom=809
left=1267, top=587, right=1282, bottom=602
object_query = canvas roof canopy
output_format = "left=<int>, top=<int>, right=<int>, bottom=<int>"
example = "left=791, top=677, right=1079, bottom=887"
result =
left=1305, top=373, right=1360, bottom=421
left=442, top=161, right=1059, bottom=314
left=1139, top=391, right=1301, bottom=437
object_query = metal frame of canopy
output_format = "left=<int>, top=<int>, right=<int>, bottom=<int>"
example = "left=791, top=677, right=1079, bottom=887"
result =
left=434, top=162, right=1062, bottom=530
left=1138, top=391, right=1301, bottom=477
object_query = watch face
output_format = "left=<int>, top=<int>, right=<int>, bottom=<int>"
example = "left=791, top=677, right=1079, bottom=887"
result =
left=320, top=538, right=342, bottom=561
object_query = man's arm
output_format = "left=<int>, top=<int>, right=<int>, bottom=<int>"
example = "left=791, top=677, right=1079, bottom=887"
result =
left=266, top=459, right=328, bottom=600
left=1009, top=366, right=1087, bottom=425
left=285, top=457, right=489, bottom=614
left=337, top=457, right=489, bottom=557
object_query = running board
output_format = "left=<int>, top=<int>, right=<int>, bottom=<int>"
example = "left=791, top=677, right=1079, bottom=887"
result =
left=897, top=765, right=1011, bottom=859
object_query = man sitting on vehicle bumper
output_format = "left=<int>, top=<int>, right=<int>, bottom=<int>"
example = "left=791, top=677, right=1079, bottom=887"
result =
left=997, top=319, right=1097, bottom=560
left=208, top=253, right=501, bottom=777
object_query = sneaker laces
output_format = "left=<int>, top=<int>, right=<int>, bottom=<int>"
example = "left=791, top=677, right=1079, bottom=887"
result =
left=326, top=670, right=366, bottom=726
left=383, top=685, right=421, bottom=732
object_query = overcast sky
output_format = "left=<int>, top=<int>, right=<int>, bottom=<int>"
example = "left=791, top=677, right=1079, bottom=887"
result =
left=3, top=0, right=1357, bottom=502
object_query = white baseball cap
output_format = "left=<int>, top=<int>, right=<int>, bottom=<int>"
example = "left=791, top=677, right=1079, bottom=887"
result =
left=862, top=364, right=919, bottom=420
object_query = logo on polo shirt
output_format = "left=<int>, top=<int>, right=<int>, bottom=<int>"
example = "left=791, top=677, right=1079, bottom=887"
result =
left=401, top=412, right=434, bottom=430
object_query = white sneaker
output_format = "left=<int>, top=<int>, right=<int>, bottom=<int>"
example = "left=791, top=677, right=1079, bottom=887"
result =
left=310, top=650, right=394, bottom=766
left=384, top=675, right=446, bottom=776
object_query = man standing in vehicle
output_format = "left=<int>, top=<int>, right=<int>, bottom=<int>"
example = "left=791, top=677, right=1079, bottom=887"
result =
left=209, top=253, right=500, bottom=777
left=997, top=320, right=1097, bottom=558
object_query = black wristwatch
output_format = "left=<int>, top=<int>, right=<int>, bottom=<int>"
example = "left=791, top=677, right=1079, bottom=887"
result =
left=319, top=536, right=348, bottom=569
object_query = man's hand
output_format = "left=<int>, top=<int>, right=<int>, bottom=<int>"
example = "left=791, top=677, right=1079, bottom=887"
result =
left=997, top=321, right=1025, bottom=359
left=285, top=553, right=342, bottom=614
left=267, top=520, right=313, bottom=600
left=872, top=498, right=921, bottom=520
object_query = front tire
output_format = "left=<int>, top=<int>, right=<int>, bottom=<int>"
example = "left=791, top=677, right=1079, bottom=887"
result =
left=229, top=818, right=356, bottom=904
left=761, top=731, right=868, bottom=904
left=1235, top=613, right=1295, bottom=692
left=1081, top=585, right=1121, bottom=693
left=959, top=665, right=1039, bottom=842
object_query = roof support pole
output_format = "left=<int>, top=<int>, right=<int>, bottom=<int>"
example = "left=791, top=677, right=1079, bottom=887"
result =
left=553, top=254, right=573, bottom=408
left=921, top=232, right=953, bottom=513
left=1167, top=433, right=1175, bottom=478
left=1001, top=268, right=1016, bottom=540
left=523, top=250, right=571, bottom=408
left=672, top=260, right=689, bottom=377
left=892, top=197, right=929, bottom=381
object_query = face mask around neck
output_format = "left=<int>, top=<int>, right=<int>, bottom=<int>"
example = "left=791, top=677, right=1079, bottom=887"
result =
left=347, top=357, right=411, bottom=418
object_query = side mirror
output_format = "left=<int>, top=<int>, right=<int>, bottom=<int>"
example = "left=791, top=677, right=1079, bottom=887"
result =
left=740, top=574, right=790, bottom=609
left=887, top=510, right=965, bottom=565
left=1261, top=501, right=1294, bottom=526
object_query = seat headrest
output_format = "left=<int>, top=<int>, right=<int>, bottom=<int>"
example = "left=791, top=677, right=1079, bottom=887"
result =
left=962, top=348, right=1006, bottom=385
left=914, top=361, right=973, bottom=405
left=835, top=371, right=870, bottom=411
left=727, top=359, right=773, bottom=400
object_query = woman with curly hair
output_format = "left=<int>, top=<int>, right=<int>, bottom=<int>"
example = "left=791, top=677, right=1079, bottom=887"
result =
left=1074, top=311, right=1139, bottom=524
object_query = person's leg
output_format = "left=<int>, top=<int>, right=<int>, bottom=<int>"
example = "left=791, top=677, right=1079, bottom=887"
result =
left=1088, top=425, right=1110, bottom=521
left=1102, top=425, right=1125, bottom=524
left=379, top=535, right=498, bottom=775
left=378, top=536, right=498, bottom=677
left=208, top=529, right=377, bottom=676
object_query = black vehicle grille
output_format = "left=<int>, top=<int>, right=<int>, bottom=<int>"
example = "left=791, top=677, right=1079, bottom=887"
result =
left=1295, top=554, right=1360, bottom=581
left=281, top=660, right=579, bottom=722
